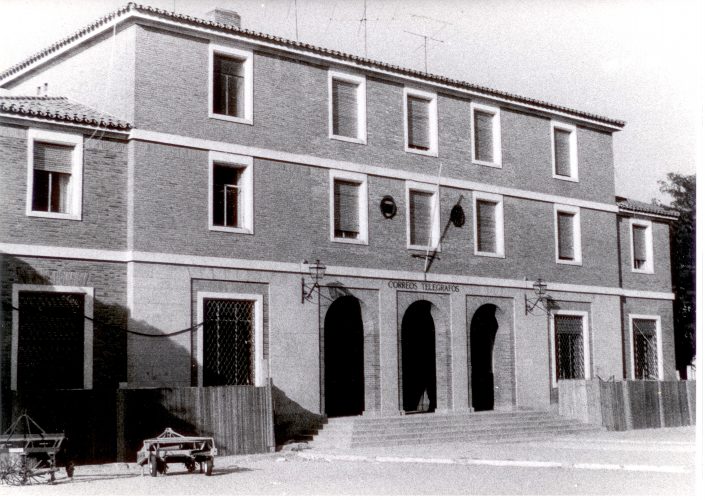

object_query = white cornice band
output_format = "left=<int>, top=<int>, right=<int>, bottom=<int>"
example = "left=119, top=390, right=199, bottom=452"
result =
left=129, top=129, right=619, bottom=213
left=0, top=242, right=675, bottom=301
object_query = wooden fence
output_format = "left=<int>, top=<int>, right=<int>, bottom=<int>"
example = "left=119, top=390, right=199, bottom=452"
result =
left=558, top=380, right=696, bottom=431
left=116, top=384, right=275, bottom=461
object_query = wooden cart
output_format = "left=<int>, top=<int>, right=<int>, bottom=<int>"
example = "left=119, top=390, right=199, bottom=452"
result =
left=136, top=428, right=217, bottom=477
left=0, top=413, right=74, bottom=485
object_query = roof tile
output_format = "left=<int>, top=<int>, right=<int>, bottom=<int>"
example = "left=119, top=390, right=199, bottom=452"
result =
left=0, top=96, right=131, bottom=130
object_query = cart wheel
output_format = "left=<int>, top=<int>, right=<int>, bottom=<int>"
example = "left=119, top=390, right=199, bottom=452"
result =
left=148, top=455, right=159, bottom=477
left=185, top=459, right=196, bottom=473
left=0, top=454, right=22, bottom=486
left=65, top=461, right=75, bottom=479
left=204, top=457, right=213, bottom=476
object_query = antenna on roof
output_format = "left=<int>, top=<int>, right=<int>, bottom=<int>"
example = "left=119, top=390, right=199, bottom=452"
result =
left=294, top=0, right=300, bottom=41
left=403, top=30, right=444, bottom=74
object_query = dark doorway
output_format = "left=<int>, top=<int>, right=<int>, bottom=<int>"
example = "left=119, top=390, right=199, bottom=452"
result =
left=470, top=304, right=498, bottom=411
left=324, top=296, right=365, bottom=417
left=401, top=300, right=437, bottom=413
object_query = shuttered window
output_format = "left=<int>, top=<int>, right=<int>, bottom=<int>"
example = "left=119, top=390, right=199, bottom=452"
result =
left=553, top=128, right=573, bottom=177
left=212, top=163, right=243, bottom=228
left=476, top=200, right=497, bottom=253
left=632, top=225, right=647, bottom=270
left=332, top=79, right=359, bottom=139
left=213, top=54, right=245, bottom=118
left=557, top=211, right=575, bottom=260
left=409, top=190, right=433, bottom=246
left=474, top=110, right=495, bottom=163
left=31, top=142, right=73, bottom=213
left=334, top=180, right=360, bottom=238
left=407, top=96, right=430, bottom=150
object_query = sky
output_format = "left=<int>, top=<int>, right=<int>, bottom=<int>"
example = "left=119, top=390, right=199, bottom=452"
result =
left=0, top=0, right=701, bottom=204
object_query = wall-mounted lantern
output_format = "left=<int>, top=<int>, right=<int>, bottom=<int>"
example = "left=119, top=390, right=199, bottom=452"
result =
left=525, top=278, right=551, bottom=315
left=301, top=259, right=326, bottom=303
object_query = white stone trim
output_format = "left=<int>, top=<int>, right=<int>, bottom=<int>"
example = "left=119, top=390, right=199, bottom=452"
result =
left=551, top=121, right=579, bottom=182
left=554, top=204, right=582, bottom=266
left=208, top=151, right=254, bottom=234
left=549, top=310, right=590, bottom=388
left=26, top=128, right=83, bottom=221
left=196, top=291, right=264, bottom=387
left=628, top=314, right=663, bottom=380
left=328, top=70, right=367, bottom=144
left=208, top=43, right=254, bottom=125
left=629, top=219, right=654, bottom=274
left=328, top=170, right=369, bottom=245
left=405, top=180, right=441, bottom=251
left=472, top=191, right=505, bottom=258
left=0, top=243, right=676, bottom=300
left=470, top=103, right=502, bottom=168
left=403, top=87, right=438, bottom=157
left=11, top=284, right=94, bottom=391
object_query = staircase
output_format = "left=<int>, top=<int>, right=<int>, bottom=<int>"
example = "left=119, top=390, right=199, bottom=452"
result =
left=310, top=409, right=602, bottom=449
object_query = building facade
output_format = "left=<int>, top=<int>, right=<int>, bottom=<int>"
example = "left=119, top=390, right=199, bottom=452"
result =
left=0, top=4, right=677, bottom=426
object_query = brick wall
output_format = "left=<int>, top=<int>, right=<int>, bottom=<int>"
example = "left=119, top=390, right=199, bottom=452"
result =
left=0, top=124, right=129, bottom=250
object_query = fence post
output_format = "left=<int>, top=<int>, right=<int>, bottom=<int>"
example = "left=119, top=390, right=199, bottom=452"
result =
left=115, top=389, right=126, bottom=462
left=621, top=381, right=633, bottom=430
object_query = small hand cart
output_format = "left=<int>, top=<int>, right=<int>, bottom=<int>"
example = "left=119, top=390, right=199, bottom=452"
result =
left=136, top=428, right=217, bottom=477
left=0, top=413, right=74, bottom=486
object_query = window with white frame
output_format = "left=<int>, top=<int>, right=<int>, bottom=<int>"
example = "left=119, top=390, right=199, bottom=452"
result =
left=630, top=315, right=662, bottom=380
left=630, top=219, right=654, bottom=273
left=406, top=181, right=440, bottom=250
left=551, top=122, right=578, bottom=181
left=473, top=192, right=504, bottom=257
left=208, top=151, right=253, bottom=234
left=12, top=285, right=94, bottom=391
left=551, top=311, right=590, bottom=386
left=554, top=205, right=582, bottom=265
left=329, top=171, right=368, bottom=244
left=26, top=129, right=83, bottom=220
left=404, top=88, right=438, bottom=156
left=329, top=71, right=366, bottom=143
left=209, top=44, right=253, bottom=124
left=471, top=103, right=501, bottom=167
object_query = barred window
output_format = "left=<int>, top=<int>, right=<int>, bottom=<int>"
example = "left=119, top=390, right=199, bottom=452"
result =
left=633, top=318, right=659, bottom=380
left=203, top=299, right=255, bottom=386
left=554, top=314, right=585, bottom=381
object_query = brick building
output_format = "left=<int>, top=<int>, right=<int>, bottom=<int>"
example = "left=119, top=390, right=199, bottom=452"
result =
left=0, top=4, right=678, bottom=433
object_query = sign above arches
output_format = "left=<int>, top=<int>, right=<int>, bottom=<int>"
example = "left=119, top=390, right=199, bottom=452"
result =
left=388, top=280, right=460, bottom=293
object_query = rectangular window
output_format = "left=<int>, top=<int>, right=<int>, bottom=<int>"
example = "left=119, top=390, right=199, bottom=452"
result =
left=471, top=103, right=501, bottom=167
left=551, top=122, right=578, bottom=181
left=209, top=45, right=253, bottom=124
left=551, top=312, right=590, bottom=386
left=11, top=285, right=94, bottom=391
left=630, top=220, right=654, bottom=273
left=473, top=192, right=505, bottom=257
left=406, top=181, right=440, bottom=250
left=329, top=171, right=368, bottom=244
left=27, top=130, right=83, bottom=220
left=630, top=315, right=662, bottom=380
left=554, top=205, right=582, bottom=265
left=209, top=152, right=254, bottom=234
left=404, top=88, right=438, bottom=156
left=329, top=71, right=366, bottom=143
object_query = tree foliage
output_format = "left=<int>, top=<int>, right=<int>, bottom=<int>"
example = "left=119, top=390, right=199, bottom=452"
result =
left=658, top=173, right=696, bottom=374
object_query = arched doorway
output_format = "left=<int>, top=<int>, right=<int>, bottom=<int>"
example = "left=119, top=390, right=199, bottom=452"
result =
left=324, top=296, right=365, bottom=417
left=401, top=300, right=436, bottom=413
left=470, top=304, right=498, bottom=411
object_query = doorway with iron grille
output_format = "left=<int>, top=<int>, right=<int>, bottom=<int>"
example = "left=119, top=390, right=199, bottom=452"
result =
left=400, top=300, right=436, bottom=413
left=202, top=298, right=255, bottom=386
left=323, top=296, right=365, bottom=417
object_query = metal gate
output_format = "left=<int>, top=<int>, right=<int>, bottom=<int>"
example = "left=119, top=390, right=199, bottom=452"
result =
left=17, top=291, right=85, bottom=391
left=554, top=315, right=584, bottom=380
left=633, top=318, right=658, bottom=379
left=203, top=299, right=254, bottom=386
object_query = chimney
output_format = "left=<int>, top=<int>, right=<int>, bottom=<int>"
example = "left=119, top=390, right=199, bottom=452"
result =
left=207, top=8, right=241, bottom=28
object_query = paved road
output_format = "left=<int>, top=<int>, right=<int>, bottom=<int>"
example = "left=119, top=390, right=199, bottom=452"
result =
left=2, top=427, right=698, bottom=496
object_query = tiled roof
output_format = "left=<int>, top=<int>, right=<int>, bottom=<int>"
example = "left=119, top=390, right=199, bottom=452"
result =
left=0, top=3, right=625, bottom=129
left=0, top=96, right=131, bottom=130
left=616, top=197, right=679, bottom=218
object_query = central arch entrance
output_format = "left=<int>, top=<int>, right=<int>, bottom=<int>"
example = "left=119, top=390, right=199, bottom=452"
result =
left=324, top=296, right=365, bottom=417
left=470, top=304, right=498, bottom=411
left=401, top=300, right=436, bottom=413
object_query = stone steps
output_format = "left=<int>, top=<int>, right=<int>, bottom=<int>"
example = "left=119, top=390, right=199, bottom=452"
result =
left=310, top=410, right=602, bottom=449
